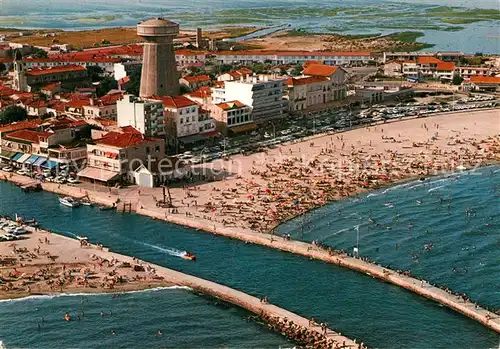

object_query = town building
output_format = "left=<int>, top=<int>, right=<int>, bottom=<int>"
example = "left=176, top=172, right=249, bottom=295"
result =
left=116, top=94, right=165, bottom=137
left=455, top=66, right=497, bottom=79
left=215, top=51, right=373, bottom=66
left=179, top=74, right=211, bottom=90
left=13, top=57, right=88, bottom=92
left=217, top=68, right=253, bottom=82
left=382, top=51, right=464, bottom=64
left=83, top=92, right=124, bottom=120
left=215, top=76, right=288, bottom=123
left=301, top=64, right=348, bottom=100
left=78, top=129, right=165, bottom=185
left=383, top=61, right=403, bottom=77
left=158, top=95, right=216, bottom=142
left=175, top=49, right=207, bottom=68
left=461, top=76, right=500, bottom=92
left=208, top=100, right=254, bottom=135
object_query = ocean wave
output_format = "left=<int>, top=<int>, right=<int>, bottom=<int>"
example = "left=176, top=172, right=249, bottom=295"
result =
left=366, top=193, right=379, bottom=198
left=0, top=286, right=192, bottom=303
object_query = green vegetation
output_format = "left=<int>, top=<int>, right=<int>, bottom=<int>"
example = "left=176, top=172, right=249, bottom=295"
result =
left=66, top=15, right=123, bottom=23
left=0, top=106, right=28, bottom=125
left=342, top=33, right=382, bottom=40
left=440, top=18, right=484, bottom=25
left=452, top=75, right=464, bottom=86
left=425, top=6, right=500, bottom=20
left=96, top=77, right=118, bottom=97
left=387, top=31, right=425, bottom=43
left=31, top=47, right=48, bottom=58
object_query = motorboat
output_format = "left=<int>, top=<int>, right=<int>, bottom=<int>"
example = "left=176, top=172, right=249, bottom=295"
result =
left=59, top=197, right=81, bottom=208
left=182, top=252, right=196, bottom=261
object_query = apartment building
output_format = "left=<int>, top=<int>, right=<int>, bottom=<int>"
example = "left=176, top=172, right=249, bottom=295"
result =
left=117, top=95, right=165, bottom=137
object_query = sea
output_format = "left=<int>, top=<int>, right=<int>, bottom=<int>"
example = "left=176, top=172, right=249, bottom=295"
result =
left=0, top=165, right=499, bottom=348
left=0, top=0, right=499, bottom=53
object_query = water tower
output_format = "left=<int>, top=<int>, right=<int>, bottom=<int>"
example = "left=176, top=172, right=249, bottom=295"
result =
left=137, top=18, right=180, bottom=97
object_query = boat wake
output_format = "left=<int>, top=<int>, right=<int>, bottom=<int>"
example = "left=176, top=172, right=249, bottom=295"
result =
left=428, top=185, right=446, bottom=192
left=0, top=286, right=192, bottom=303
left=140, top=242, right=186, bottom=258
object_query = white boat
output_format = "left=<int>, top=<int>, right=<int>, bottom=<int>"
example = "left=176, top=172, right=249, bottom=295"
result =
left=59, top=197, right=81, bottom=208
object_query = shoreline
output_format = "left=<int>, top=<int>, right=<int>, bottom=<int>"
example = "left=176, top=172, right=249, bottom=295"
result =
left=0, top=223, right=360, bottom=349
left=1, top=110, right=499, bottom=334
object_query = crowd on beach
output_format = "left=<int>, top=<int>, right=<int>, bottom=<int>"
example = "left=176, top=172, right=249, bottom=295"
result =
left=0, top=219, right=168, bottom=296
left=261, top=312, right=367, bottom=349
left=176, top=125, right=499, bottom=236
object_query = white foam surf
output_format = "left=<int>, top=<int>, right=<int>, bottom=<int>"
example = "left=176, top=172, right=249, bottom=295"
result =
left=140, top=242, right=186, bottom=258
left=0, top=286, right=192, bottom=303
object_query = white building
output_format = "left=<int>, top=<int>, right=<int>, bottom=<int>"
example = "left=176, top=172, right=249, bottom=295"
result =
left=116, top=95, right=165, bottom=137
left=216, top=76, right=288, bottom=123
left=157, top=95, right=216, bottom=141
left=113, top=61, right=142, bottom=81
left=215, top=51, right=373, bottom=67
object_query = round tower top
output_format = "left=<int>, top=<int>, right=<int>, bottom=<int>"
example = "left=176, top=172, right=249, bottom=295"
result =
left=137, top=17, right=179, bottom=37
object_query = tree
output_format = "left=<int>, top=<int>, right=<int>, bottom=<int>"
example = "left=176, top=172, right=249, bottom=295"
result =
left=0, top=62, right=6, bottom=74
left=96, top=76, right=118, bottom=97
left=180, top=85, right=191, bottom=94
left=31, top=47, right=48, bottom=58
left=452, top=75, right=464, bottom=86
left=290, top=63, right=303, bottom=76
left=86, top=65, right=104, bottom=82
left=0, top=106, right=28, bottom=124
left=125, top=70, right=141, bottom=96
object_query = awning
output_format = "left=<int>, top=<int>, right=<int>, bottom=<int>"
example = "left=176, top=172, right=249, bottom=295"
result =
left=24, top=155, right=40, bottom=165
left=0, top=150, right=17, bottom=160
left=202, top=130, right=221, bottom=137
left=229, top=122, right=257, bottom=134
left=41, top=160, right=58, bottom=169
left=33, top=156, right=47, bottom=167
left=179, top=134, right=206, bottom=144
left=77, top=166, right=120, bottom=182
left=11, top=153, right=24, bottom=162
left=16, top=153, right=32, bottom=164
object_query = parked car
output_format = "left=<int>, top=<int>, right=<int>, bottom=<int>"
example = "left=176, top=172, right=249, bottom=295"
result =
left=2, top=166, right=13, bottom=172
left=67, top=177, right=80, bottom=184
left=16, top=169, right=28, bottom=176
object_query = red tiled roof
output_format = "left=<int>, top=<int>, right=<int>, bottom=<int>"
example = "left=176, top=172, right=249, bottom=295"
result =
left=175, top=49, right=207, bottom=56
left=48, top=117, right=88, bottom=128
left=97, top=92, right=124, bottom=106
left=26, top=65, right=86, bottom=76
left=66, top=99, right=89, bottom=109
left=95, top=118, right=117, bottom=127
left=0, top=119, right=42, bottom=133
left=216, top=50, right=372, bottom=57
left=41, top=82, right=62, bottom=91
left=417, top=57, right=442, bottom=64
left=27, top=99, right=47, bottom=108
left=5, top=129, right=52, bottom=143
left=0, top=58, right=13, bottom=63
left=214, top=81, right=225, bottom=88
left=436, top=62, right=456, bottom=71
left=120, top=126, right=142, bottom=134
left=154, top=95, right=197, bottom=108
left=303, top=64, right=339, bottom=77
left=216, top=100, right=247, bottom=110
left=303, top=61, right=324, bottom=68
left=188, top=86, right=212, bottom=98
left=96, top=131, right=154, bottom=148
left=470, top=75, right=500, bottom=84
left=181, top=74, right=211, bottom=83
left=118, top=76, right=131, bottom=85
left=286, top=76, right=328, bottom=86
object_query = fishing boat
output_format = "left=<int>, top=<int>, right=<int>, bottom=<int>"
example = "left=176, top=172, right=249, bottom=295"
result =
left=59, top=197, right=81, bottom=208
left=182, top=252, right=196, bottom=261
